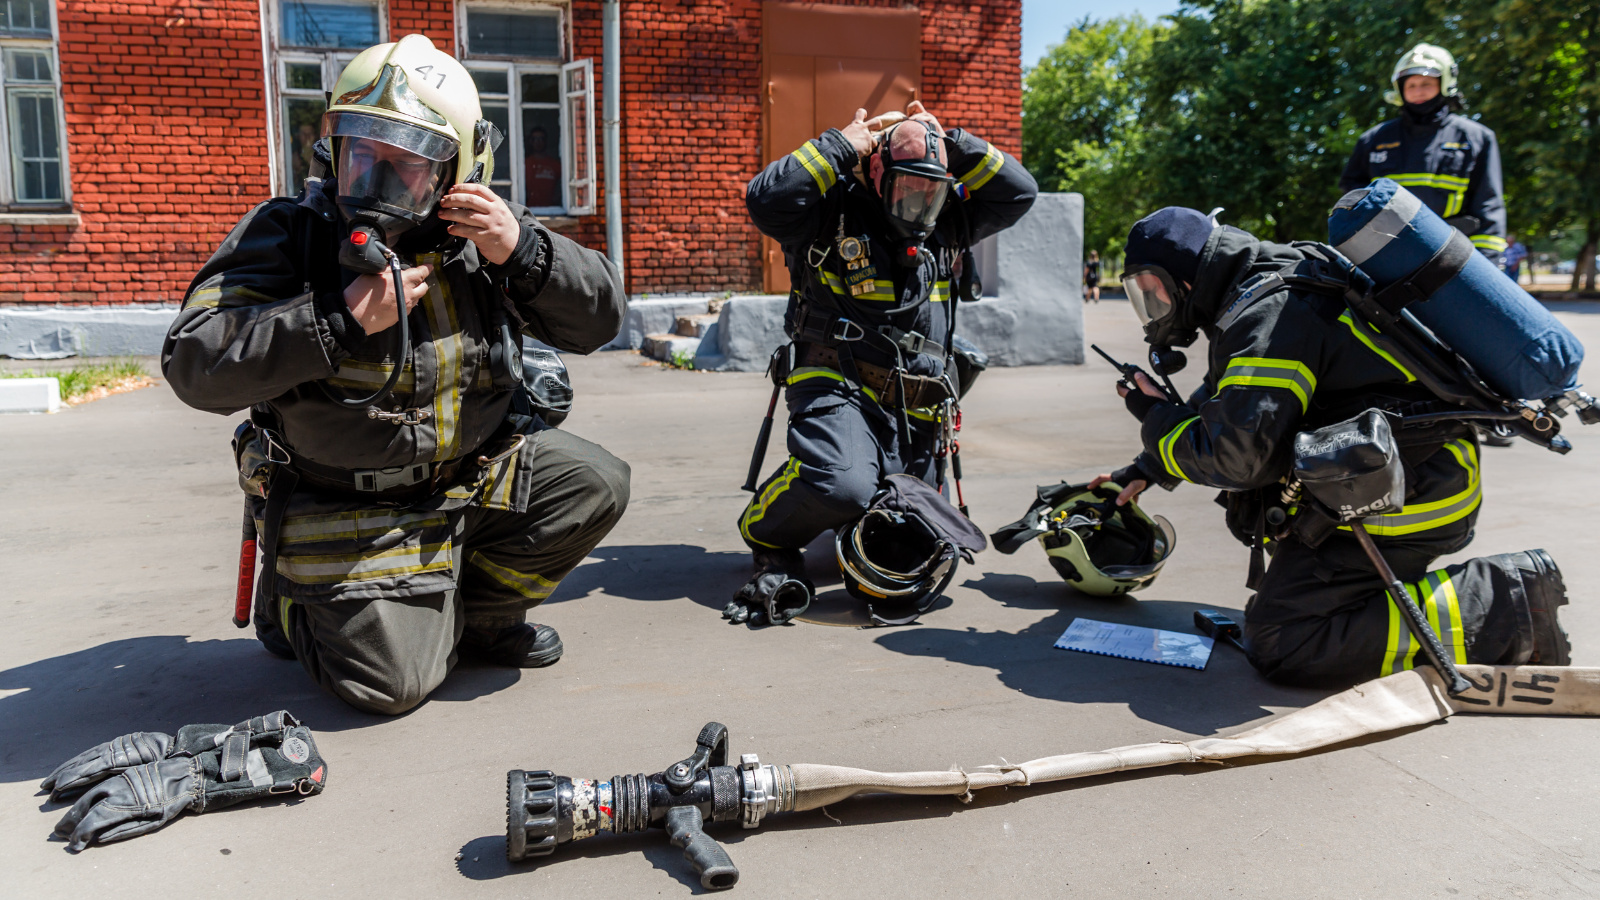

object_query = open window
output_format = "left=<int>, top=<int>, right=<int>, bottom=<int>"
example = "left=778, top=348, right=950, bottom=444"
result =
left=267, top=0, right=383, bottom=196
left=0, top=0, right=70, bottom=208
left=460, top=2, right=594, bottom=216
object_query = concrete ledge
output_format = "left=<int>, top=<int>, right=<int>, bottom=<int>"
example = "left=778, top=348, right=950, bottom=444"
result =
left=0, top=376, right=62, bottom=413
left=0, top=304, right=180, bottom=359
left=0, top=212, right=81, bottom=227
left=603, top=297, right=721, bottom=351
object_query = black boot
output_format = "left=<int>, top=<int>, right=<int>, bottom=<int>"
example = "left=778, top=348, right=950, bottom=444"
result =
left=724, top=548, right=814, bottom=626
left=460, top=622, right=565, bottom=668
left=1518, top=549, right=1572, bottom=665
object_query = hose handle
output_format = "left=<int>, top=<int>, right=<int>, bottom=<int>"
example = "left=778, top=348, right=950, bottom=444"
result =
left=665, top=805, right=739, bottom=890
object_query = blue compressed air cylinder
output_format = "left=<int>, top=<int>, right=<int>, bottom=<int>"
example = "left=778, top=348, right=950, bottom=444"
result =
left=1328, top=178, right=1583, bottom=400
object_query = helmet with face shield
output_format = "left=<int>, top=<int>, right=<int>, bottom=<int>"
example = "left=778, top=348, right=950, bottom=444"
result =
left=874, top=121, right=954, bottom=263
left=325, top=34, right=503, bottom=242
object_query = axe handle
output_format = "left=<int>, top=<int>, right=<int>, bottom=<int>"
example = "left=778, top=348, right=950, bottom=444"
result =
left=234, top=508, right=256, bottom=628
left=742, top=383, right=782, bottom=493
left=1351, top=523, right=1471, bottom=695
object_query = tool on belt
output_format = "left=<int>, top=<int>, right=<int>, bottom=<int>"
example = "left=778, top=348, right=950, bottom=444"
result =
left=503, top=667, right=1600, bottom=889
left=1292, top=409, right=1472, bottom=694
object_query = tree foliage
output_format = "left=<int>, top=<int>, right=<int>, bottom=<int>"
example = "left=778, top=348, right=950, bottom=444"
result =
left=1023, top=0, right=1596, bottom=279
left=1021, top=15, right=1160, bottom=259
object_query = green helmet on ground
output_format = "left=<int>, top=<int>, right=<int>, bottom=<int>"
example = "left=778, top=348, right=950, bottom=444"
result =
left=1037, top=482, right=1176, bottom=596
left=1385, top=43, right=1459, bottom=106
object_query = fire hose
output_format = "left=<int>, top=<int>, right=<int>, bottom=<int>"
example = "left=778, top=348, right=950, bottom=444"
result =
left=506, top=664, right=1600, bottom=889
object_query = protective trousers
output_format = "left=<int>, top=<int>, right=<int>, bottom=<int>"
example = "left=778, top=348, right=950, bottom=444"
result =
left=1243, top=438, right=1538, bottom=685
left=263, top=427, right=629, bottom=715
left=739, top=378, right=940, bottom=551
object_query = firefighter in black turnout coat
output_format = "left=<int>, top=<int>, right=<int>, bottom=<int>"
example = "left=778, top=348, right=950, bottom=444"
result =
left=1339, top=43, right=1507, bottom=265
left=1093, top=207, right=1570, bottom=685
left=729, top=102, right=1036, bottom=625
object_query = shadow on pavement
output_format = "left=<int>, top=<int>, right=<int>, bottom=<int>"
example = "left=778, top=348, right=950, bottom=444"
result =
left=874, top=571, right=1330, bottom=735
left=0, top=635, right=521, bottom=785
left=551, top=543, right=751, bottom=612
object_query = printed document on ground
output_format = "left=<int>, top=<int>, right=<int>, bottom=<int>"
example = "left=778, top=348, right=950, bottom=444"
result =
left=1053, top=617, right=1214, bottom=670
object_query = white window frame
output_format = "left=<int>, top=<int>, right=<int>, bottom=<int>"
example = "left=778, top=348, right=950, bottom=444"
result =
left=459, top=2, right=594, bottom=217
left=260, top=0, right=385, bottom=196
left=0, top=0, right=72, bottom=209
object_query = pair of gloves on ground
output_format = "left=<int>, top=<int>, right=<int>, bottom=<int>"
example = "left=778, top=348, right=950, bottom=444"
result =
left=40, top=710, right=326, bottom=851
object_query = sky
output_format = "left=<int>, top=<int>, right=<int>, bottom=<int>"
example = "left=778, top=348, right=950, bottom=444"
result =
left=1022, top=0, right=1183, bottom=68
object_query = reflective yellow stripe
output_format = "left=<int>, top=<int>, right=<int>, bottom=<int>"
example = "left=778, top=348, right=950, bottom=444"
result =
left=791, top=141, right=837, bottom=195
left=1382, top=173, right=1467, bottom=216
left=420, top=252, right=463, bottom=462
left=1382, top=588, right=1419, bottom=676
left=326, top=358, right=416, bottom=391
left=185, top=284, right=280, bottom=310
left=818, top=268, right=893, bottom=302
left=930, top=280, right=950, bottom=303
left=277, top=541, right=452, bottom=584
left=1444, top=190, right=1465, bottom=218
left=1217, top=357, right=1317, bottom=411
left=1344, top=439, right=1481, bottom=536
left=1471, top=234, right=1508, bottom=252
left=784, top=367, right=938, bottom=419
left=468, top=552, right=558, bottom=600
left=1338, top=311, right=1415, bottom=382
left=1157, top=416, right=1199, bottom=482
left=279, top=510, right=448, bottom=545
left=957, top=142, right=1003, bottom=192
left=1414, top=570, right=1467, bottom=664
left=740, top=456, right=802, bottom=547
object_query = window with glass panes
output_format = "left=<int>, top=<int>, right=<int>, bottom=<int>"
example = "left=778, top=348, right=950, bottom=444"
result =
left=461, top=4, right=592, bottom=215
left=0, top=0, right=69, bottom=205
left=270, top=0, right=382, bottom=195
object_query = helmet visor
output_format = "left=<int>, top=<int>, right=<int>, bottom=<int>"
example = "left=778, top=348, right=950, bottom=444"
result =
left=335, top=134, right=455, bottom=224
left=1121, top=266, right=1184, bottom=326
left=882, top=168, right=953, bottom=234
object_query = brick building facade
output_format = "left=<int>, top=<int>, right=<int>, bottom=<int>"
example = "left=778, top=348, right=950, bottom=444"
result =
left=0, top=0, right=1021, bottom=305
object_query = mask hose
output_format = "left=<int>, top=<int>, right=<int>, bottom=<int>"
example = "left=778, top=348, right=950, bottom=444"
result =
left=322, top=225, right=411, bottom=413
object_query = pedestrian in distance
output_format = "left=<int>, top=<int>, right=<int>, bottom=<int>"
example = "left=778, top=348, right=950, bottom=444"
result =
left=1084, top=249, right=1101, bottom=303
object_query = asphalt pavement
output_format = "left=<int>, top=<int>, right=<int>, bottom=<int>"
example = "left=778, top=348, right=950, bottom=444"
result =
left=3, top=300, right=1598, bottom=899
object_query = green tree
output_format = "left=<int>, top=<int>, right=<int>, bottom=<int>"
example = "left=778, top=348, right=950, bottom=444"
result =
left=1436, top=1, right=1600, bottom=290
left=1138, top=0, right=1430, bottom=242
left=1022, top=15, right=1161, bottom=261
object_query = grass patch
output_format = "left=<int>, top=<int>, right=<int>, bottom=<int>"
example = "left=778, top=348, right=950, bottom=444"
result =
left=1, top=358, right=150, bottom=404
left=668, top=349, right=697, bottom=370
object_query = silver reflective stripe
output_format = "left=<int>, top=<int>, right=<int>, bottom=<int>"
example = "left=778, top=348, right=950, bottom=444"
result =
left=1335, top=188, right=1423, bottom=266
left=1214, top=273, right=1283, bottom=332
left=245, top=749, right=272, bottom=788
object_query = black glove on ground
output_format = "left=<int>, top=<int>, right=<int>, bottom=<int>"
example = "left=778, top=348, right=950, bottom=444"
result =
left=46, top=711, right=326, bottom=851
left=724, top=549, right=814, bottom=627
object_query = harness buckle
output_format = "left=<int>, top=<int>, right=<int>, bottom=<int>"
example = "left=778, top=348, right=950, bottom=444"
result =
left=368, top=407, right=433, bottom=426
left=354, top=463, right=430, bottom=492
left=829, top=318, right=865, bottom=343
left=806, top=241, right=830, bottom=269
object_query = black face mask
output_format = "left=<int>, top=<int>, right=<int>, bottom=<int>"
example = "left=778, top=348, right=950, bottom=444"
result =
left=875, top=123, right=955, bottom=267
left=1401, top=94, right=1449, bottom=123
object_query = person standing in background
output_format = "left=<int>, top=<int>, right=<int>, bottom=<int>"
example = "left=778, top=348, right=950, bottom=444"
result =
left=1084, top=249, right=1102, bottom=302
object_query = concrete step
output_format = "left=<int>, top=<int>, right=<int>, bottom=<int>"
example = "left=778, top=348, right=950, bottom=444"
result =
left=674, top=313, right=719, bottom=337
left=640, top=333, right=702, bottom=365
left=0, top=376, right=62, bottom=413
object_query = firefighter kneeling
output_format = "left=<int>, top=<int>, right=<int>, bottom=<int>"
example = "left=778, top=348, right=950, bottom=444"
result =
left=1092, top=207, right=1570, bottom=685
left=163, top=36, right=630, bottom=715
left=729, top=100, right=1036, bottom=625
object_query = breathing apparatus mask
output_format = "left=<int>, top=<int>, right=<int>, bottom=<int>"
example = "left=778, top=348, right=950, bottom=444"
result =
left=874, top=122, right=954, bottom=268
left=1120, top=264, right=1196, bottom=388
left=330, top=119, right=456, bottom=273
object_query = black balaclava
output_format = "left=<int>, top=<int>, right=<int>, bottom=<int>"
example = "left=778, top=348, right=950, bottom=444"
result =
left=1124, top=207, right=1213, bottom=286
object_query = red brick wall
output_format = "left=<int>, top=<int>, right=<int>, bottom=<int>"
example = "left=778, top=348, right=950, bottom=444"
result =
left=0, top=0, right=270, bottom=304
left=0, top=0, right=1021, bottom=303
left=607, top=0, right=1023, bottom=293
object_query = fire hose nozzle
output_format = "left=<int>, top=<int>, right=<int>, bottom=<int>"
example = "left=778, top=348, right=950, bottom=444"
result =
left=505, top=723, right=794, bottom=890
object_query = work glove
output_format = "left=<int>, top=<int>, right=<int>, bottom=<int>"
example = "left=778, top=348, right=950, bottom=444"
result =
left=722, top=571, right=815, bottom=627
left=45, top=711, right=326, bottom=851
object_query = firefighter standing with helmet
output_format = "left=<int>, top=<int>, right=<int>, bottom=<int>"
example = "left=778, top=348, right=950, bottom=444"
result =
left=729, top=102, right=1036, bottom=626
left=1089, top=207, right=1570, bottom=686
left=1340, top=43, right=1508, bottom=265
left=163, top=35, right=630, bottom=715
